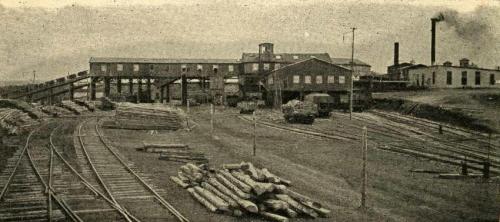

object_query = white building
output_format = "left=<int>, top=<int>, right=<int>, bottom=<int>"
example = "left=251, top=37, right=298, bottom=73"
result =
left=407, top=59, right=500, bottom=88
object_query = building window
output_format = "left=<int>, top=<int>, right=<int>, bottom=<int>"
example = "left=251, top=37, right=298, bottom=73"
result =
left=117, top=64, right=123, bottom=71
left=213, top=65, right=219, bottom=73
left=133, top=64, right=139, bottom=72
left=475, top=71, right=481, bottom=85
left=252, top=63, right=259, bottom=71
left=228, top=65, right=234, bottom=72
left=461, top=71, right=467, bottom=85
left=149, top=64, right=154, bottom=71
left=197, top=64, right=203, bottom=71
left=293, top=75, right=300, bottom=84
left=275, top=55, right=282, bottom=59
left=432, top=72, right=435, bottom=84
left=446, top=71, right=452, bottom=85
left=268, top=76, right=273, bottom=85
left=293, top=55, right=299, bottom=60
left=327, top=75, right=335, bottom=84
left=101, top=64, right=107, bottom=72
left=339, top=76, right=345, bottom=84
left=490, top=74, right=495, bottom=85
left=263, top=63, right=270, bottom=71
left=181, top=64, right=187, bottom=72
left=422, top=74, right=425, bottom=86
left=275, top=63, right=281, bottom=70
left=304, top=75, right=311, bottom=84
left=315, top=75, right=323, bottom=84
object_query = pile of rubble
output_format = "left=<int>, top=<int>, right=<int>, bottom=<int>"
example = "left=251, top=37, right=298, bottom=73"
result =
left=137, top=143, right=208, bottom=164
left=171, top=162, right=330, bottom=221
left=105, top=103, right=185, bottom=130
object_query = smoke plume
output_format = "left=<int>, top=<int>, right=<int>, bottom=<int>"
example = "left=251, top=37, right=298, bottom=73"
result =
left=435, top=7, right=496, bottom=42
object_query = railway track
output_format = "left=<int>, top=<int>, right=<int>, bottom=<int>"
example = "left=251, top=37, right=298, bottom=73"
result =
left=76, top=118, right=189, bottom=221
left=240, top=111, right=498, bottom=175
left=0, top=125, right=67, bottom=221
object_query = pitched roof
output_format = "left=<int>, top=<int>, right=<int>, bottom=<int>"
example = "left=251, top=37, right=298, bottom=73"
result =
left=89, top=57, right=240, bottom=64
left=265, top=58, right=350, bottom=77
left=241, top=53, right=332, bottom=63
left=330, top=58, right=371, bottom=67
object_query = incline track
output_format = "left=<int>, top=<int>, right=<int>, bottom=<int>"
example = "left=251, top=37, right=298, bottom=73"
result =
left=76, top=118, right=189, bottom=222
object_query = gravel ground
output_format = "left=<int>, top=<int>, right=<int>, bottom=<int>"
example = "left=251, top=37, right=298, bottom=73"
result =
left=100, top=105, right=498, bottom=222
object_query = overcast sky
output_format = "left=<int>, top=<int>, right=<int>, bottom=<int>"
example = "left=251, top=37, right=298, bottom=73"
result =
left=1, top=0, right=499, bottom=81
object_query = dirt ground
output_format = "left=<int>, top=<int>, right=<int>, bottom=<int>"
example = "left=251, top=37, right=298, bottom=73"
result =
left=373, top=89, right=500, bottom=132
left=101, top=104, right=498, bottom=222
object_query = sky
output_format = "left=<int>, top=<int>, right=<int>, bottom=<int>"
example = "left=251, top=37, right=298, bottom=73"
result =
left=0, top=0, right=499, bottom=81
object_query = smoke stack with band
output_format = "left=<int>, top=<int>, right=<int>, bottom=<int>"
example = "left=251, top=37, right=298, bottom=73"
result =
left=431, top=13, right=444, bottom=65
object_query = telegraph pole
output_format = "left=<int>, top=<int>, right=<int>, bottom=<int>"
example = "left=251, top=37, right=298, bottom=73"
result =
left=350, top=27, right=356, bottom=120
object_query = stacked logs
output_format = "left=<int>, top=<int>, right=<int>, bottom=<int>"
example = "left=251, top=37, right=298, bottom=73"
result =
left=109, top=103, right=184, bottom=130
left=0, top=108, right=38, bottom=135
left=171, top=162, right=330, bottom=221
left=137, top=143, right=208, bottom=164
left=59, top=100, right=88, bottom=115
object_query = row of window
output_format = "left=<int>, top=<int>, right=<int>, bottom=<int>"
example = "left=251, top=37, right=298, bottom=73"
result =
left=446, top=71, right=496, bottom=85
left=252, top=63, right=281, bottom=71
left=269, top=74, right=345, bottom=85
left=100, top=64, right=234, bottom=73
left=274, top=55, right=315, bottom=60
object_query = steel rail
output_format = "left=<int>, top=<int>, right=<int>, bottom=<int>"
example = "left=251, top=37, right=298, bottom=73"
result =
left=95, top=118, right=190, bottom=222
left=25, top=125, right=83, bottom=222
left=0, top=125, right=39, bottom=200
left=238, top=115, right=356, bottom=141
left=76, top=121, right=136, bottom=222
left=48, top=123, right=138, bottom=222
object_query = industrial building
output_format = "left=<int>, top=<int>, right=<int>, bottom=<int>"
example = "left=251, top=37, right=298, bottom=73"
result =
left=89, top=43, right=372, bottom=105
left=407, top=59, right=500, bottom=88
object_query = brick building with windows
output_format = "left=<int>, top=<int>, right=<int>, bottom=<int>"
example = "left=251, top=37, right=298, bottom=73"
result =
left=406, top=59, right=500, bottom=88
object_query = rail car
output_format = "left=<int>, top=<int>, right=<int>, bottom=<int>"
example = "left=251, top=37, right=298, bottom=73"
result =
left=56, top=77, right=66, bottom=83
left=67, top=74, right=77, bottom=79
left=77, top=71, right=88, bottom=76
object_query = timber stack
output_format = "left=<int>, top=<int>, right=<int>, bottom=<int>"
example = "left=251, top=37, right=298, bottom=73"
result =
left=0, top=108, right=38, bottom=135
left=171, top=162, right=330, bottom=221
left=105, top=103, right=185, bottom=130
left=137, top=142, right=208, bottom=164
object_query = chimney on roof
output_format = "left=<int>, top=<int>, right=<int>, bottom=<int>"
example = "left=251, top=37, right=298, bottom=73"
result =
left=394, top=42, right=399, bottom=66
left=431, top=15, right=444, bottom=65
left=459, top=58, right=470, bottom=67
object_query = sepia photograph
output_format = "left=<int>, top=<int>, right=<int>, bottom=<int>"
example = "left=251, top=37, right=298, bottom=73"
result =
left=0, top=0, right=498, bottom=221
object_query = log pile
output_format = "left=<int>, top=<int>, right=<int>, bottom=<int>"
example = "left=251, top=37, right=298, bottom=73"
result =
left=171, top=162, right=330, bottom=221
left=59, top=100, right=88, bottom=115
left=40, top=105, right=74, bottom=117
left=74, top=100, right=95, bottom=112
left=0, top=108, right=39, bottom=135
left=137, top=143, right=208, bottom=164
left=106, top=103, right=185, bottom=130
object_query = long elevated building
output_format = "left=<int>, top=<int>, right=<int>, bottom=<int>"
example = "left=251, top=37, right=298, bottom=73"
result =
left=89, top=42, right=371, bottom=104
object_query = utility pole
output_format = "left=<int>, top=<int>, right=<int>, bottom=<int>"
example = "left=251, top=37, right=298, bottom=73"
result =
left=350, top=27, right=356, bottom=120
left=33, top=70, right=36, bottom=84
left=361, top=126, right=367, bottom=209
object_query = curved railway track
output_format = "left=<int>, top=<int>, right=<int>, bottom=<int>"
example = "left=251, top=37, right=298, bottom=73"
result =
left=0, top=125, right=67, bottom=221
left=76, top=118, right=189, bottom=222
left=239, top=112, right=498, bottom=175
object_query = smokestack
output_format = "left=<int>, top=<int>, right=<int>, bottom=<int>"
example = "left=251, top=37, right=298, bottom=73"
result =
left=394, top=42, right=399, bottom=66
left=431, top=14, right=444, bottom=66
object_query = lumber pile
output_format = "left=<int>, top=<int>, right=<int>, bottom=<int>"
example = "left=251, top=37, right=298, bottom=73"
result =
left=40, top=105, right=74, bottom=117
left=137, top=143, right=208, bottom=164
left=106, top=103, right=185, bottom=130
left=171, top=162, right=330, bottom=221
left=59, top=100, right=87, bottom=115
left=0, top=108, right=39, bottom=135
left=0, top=99, right=42, bottom=119
left=74, top=100, right=95, bottom=112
